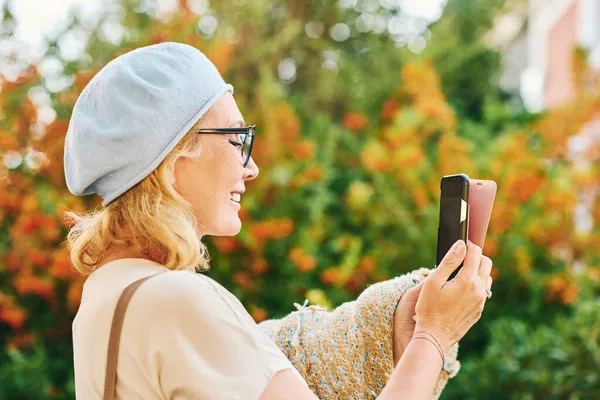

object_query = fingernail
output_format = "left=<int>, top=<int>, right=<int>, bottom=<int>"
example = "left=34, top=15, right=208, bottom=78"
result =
left=453, top=240, right=466, bottom=255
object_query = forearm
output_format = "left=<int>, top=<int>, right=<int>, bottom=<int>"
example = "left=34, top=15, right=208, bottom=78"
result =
left=378, top=339, right=443, bottom=400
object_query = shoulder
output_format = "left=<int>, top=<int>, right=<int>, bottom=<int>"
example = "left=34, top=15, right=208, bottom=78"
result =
left=137, top=269, right=223, bottom=302
left=131, top=270, right=244, bottom=323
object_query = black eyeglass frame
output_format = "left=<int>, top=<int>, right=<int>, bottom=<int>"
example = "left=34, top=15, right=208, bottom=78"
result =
left=195, top=125, right=256, bottom=167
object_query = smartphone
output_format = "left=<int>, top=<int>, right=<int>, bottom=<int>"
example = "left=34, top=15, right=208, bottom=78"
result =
left=468, top=179, right=497, bottom=250
left=436, top=174, right=470, bottom=279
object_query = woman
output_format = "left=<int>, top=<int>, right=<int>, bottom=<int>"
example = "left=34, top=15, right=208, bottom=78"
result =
left=64, top=42, right=493, bottom=400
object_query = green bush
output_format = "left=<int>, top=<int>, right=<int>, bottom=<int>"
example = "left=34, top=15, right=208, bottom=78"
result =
left=449, top=299, right=600, bottom=399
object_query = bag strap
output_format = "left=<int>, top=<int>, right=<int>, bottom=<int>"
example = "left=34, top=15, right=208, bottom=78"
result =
left=103, top=272, right=165, bottom=400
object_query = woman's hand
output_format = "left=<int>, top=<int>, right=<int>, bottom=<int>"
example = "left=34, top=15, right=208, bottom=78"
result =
left=414, top=240, right=493, bottom=356
left=392, top=281, right=423, bottom=366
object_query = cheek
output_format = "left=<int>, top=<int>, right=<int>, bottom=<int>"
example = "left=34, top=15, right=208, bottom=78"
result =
left=174, top=159, right=209, bottom=202
left=173, top=146, right=243, bottom=216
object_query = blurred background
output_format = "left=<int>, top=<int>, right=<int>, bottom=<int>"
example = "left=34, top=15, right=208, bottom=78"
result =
left=0, top=0, right=599, bottom=398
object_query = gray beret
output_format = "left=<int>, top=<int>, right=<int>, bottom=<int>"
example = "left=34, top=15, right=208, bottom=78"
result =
left=64, top=42, right=234, bottom=206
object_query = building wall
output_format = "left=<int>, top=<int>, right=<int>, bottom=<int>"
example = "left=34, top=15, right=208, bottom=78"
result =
left=523, top=0, right=599, bottom=237
left=544, top=1, right=579, bottom=108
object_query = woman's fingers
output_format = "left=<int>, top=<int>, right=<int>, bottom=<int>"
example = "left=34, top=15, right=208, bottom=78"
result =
left=456, top=240, right=482, bottom=279
left=486, top=275, right=493, bottom=290
left=478, top=256, right=493, bottom=282
left=430, top=240, right=467, bottom=285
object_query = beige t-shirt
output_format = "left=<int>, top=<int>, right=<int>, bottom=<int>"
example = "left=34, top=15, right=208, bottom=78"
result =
left=73, top=258, right=301, bottom=399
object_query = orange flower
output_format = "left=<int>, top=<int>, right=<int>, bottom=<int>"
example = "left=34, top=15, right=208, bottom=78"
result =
left=251, top=218, right=294, bottom=243
left=483, top=236, right=499, bottom=258
left=27, top=247, right=48, bottom=267
left=250, top=258, right=269, bottom=275
left=320, top=268, right=341, bottom=285
left=250, top=307, right=269, bottom=323
left=358, top=256, right=377, bottom=274
left=545, top=190, right=578, bottom=212
left=213, top=237, right=241, bottom=254
left=289, top=247, right=303, bottom=263
left=8, top=171, right=33, bottom=190
left=293, top=140, right=315, bottom=161
left=50, top=249, right=76, bottom=280
left=343, top=112, right=369, bottom=131
left=488, top=200, right=519, bottom=234
left=303, top=166, right=325, bottom=182
left=560, top=282, right=579, bottom=305
left=382, top=98, right=401, bottom=121
left=297, top=255, right=317, bottom=272
left=289, top=247, right=317, bottom=272
left=436, top=134, right=474, bottom=174
left=505, top=170, right=545, bottom=204
left=401, top=61, right=443, bottom=101
left=0, top=131, right=20, bottom=152
left=233, top=271, right=255, bottom=291
left=410, top=185, right=429, bottom=209
left=6, top=331, right=36, bottom=349
left=0, top=305, right=27, bottom=330
left=1, top=191, right=22, bottom=213
left=12, top=213, right=44, bottom=236
left=42, top=215, right=61, bottom=243
left=361, top=141, right=391, bottom=173
left=6, top=252, right=21, bottom=272
left=13, top=273, right=55, bottom=302
left=545, top=275, right=579, bottom=305
left=271, top=103, right=301, bottom=141
left=391, top=144, right=425, bottom=168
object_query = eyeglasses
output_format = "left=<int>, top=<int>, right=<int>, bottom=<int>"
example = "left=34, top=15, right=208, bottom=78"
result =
left=195, top=125, right=255, bottom=167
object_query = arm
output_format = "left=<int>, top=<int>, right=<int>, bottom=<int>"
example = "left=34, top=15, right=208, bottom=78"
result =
left=258, top=268, right=460, bottom=400
left=378, top=338, right=445, bottom=400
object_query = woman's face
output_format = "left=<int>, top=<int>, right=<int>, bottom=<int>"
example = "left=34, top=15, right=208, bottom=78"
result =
left=173, top=92, right=259, bottom=237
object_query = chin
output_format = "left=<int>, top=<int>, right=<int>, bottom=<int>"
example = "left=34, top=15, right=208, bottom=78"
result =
left=215, top=217, right=242, bottom=236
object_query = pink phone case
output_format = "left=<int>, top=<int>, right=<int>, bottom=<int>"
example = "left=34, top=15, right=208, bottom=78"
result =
left=468, top=179, right=497, bottom=249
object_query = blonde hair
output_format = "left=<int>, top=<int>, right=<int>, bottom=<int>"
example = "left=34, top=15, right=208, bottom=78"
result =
left=64, top=114, right=213, bottom=275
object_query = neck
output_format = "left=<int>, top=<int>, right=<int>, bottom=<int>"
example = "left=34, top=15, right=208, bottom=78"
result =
left=96, top=245, right=145, bottom=270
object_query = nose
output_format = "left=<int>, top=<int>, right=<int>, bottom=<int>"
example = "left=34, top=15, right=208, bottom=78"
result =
left=243, top=156, right=259, bottom=181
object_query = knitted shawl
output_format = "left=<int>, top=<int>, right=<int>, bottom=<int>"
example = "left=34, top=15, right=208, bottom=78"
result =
left=258, top=268, right=461, bottom=399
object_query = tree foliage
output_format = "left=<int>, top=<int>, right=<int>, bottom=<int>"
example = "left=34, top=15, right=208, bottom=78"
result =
left=0, top=0, right=598, bottom=398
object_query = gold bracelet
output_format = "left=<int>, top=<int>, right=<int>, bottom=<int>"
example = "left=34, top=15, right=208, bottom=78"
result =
left=413, top=330, right=445, bottom=357
left=410, top=331, right=445, bottom=364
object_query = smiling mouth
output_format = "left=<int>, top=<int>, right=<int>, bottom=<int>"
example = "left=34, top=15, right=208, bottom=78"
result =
left=229, top=193, right=241, bottom=203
